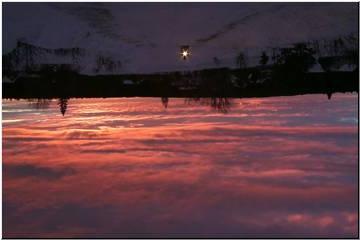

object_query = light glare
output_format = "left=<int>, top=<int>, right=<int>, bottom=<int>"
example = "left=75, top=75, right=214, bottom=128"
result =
left=182, top=50, right=189, bottom=57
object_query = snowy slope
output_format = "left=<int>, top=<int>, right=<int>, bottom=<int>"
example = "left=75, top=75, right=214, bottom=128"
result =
left=3, top=2, right=358, bottom=74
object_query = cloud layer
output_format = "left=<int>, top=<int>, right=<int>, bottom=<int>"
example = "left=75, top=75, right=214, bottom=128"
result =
left=3, top=93, right=358, bottom=237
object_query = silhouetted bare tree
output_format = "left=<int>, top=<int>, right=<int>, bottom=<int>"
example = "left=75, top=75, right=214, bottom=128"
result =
left=273, top=43, right=316, bottom=77
left=236, top=52, right=248, bottom=69
left=213, top=57, right=221, bottom=66
left=259, top=51, right=269, bottom=66
left=185, top=97, right=233, bottom=113
left=161, top=97, right=169, bottom=108
left=93, top=55, right=122, bottom=73
left=58, top=98, right=69, bottom=116
left=27, top=98, right=51, bottom=109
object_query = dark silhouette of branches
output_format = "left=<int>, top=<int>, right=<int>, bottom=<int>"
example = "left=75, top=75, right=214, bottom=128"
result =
left=236, top=52, right=248, bottom=69
left=185, top=97, right=233, bottom=113
left=58, top=98, right=69, bottom=116
left=27, top=98, right=51, bottom=109
left=259, top=51, right=269, bottom=66
left=161, top=97, right=169, bottom=108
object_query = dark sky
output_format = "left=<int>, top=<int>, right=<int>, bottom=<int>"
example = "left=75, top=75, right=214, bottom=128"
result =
left=3, top=2, right=358, bottom=73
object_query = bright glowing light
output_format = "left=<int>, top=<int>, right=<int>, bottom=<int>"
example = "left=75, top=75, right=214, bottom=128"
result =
left=182, top=50, right=189, bottom=57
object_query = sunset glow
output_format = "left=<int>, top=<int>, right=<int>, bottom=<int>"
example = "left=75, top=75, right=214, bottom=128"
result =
left=2, top=1, right=358, bottom=238
left=3, top=94, right=358, bottom=238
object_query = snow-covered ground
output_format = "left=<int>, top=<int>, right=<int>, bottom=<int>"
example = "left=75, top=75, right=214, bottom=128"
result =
left=3, top=3, right=358, bottom=75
